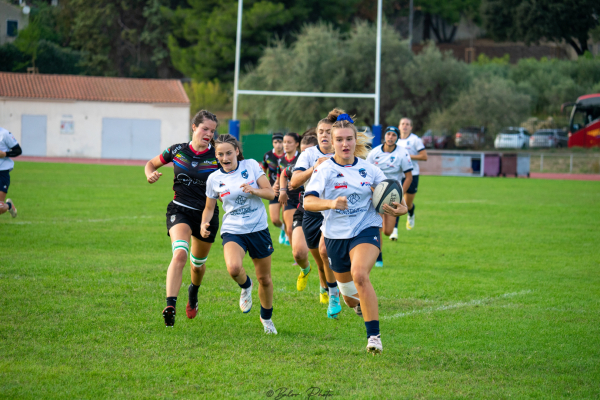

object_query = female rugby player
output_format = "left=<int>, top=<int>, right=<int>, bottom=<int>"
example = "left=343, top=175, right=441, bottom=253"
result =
left=277, top=132, right=301, bottom=248
left=290, top=109, right=342, bottom=316
left=0, top=126, right=22, bottom=218
left=366, top=126, right=413, bottom=267
left=202, top=134, right=278, bottom=334
left=305, top=114, right=407, bottom=354
left=145, top=110, right=220, bottom=327
left=262, top=133, right=287, bottom=244
left=397, top=118, right=427, bottom=230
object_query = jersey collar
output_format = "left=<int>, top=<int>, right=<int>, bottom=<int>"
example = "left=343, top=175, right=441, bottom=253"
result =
left=382, top=144, right=397, bottom=153
left=220, top=160, right=241, bottom=174
left=317, top=145, right=333, bottom=155
left=272, top=149, right=284, bottom=158
left=331, top=156, right=358, bottom=167
left=285, top=151, right=299, bottom=162
left=189, top=142, right=211, bottom=155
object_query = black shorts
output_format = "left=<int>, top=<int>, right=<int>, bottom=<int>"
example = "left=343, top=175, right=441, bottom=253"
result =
left=302, top=210, right=323, bottom=250
left=324, top=227, right=381, bottom=273
left=402, top=174, right=419, bottom=194
left=166, top=202, right=219, bottom=243
left=269, top=195, right=280, bottom=205
left=284, top=202, right=299, bottom=211
left=292, top=207, right=304, bottom=230
left=221, top=228, right=274, bottom=259
left=0, top=170, right=10, bottom=193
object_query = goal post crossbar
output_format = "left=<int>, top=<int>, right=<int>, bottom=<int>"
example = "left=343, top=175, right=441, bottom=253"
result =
left=237, top=90, right=377, bottom=99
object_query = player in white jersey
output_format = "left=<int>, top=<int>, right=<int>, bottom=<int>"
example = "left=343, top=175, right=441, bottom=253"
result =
left=290, top=109, right=344, bottom=317
left=305, top=114, right=407, bottom=354
left=366, top=126, right=414, bottom=266
left=202, top=134, right=278, bottom=334
left=0, top=127, right=22, bottom=218
left=397, top=118, right=428, bottom=230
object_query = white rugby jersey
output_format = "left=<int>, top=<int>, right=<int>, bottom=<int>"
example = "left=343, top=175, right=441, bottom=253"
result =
left=305, top=157, right=386, bottom=239
left=293, top=145, right=334, bottom=185
left=0, top=127, right=19, bottom=171
left=366, top=144, right=413, bottom=181
left=396, top=133, right=425, bottom=176
left=206, top=159, right=268, bottom=235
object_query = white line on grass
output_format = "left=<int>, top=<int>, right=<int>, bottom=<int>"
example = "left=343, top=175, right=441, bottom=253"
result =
left=382, top=290, right=533, bottom=320
left=10, top=215, right=157, bottom=225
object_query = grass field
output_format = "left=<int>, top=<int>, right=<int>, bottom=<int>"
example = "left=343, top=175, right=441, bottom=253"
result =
left=1, top=162, right=599, bottom=399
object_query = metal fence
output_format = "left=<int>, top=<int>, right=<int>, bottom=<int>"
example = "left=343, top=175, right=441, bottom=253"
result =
left=529, top=153, right=600, bottom=174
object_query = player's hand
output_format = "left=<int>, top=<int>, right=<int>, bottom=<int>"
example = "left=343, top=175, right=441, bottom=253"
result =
left=272, top=181, right=280, bottom=192
left=201, top=222, right=211, bottom=238
left=147, top=171, right=162, bottom=184
left=240, top=183, right=255, bottom=195
left=279, top=191, right=288, bottom=205
left=383, top=202, right=407, bottom=217
left=331, top=196, right=348, bottom=210
left=315, top=157, right=330, bottom=167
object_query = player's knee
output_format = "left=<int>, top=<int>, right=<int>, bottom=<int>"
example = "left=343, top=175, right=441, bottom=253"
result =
left=190, top=254, right=207, bottom=271
left=292, top=247, right=308, bottom=262
left=256, top=274, right=272, bottom=288
left=383, top=225, right=393, bottom=236
left=171, top=240, right=189, bottom=265
left=342, top=295, right=360, bottom=308
left=226, top=263, right=244, bottom=278
left=338, top=280, right=360, bottom=307
left=351, top=270, right=370, bottom=287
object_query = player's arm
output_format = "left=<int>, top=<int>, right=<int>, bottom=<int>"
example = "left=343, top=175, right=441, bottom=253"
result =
left=200, top=197, right=217, bottom=238
left=145, top=154, right=166, bottom=184
left=410, top=149, right=427, bottom=161
left=278, top=171, right=288, bottom=206
left=0, top=144, right=22, bottom=158
left=304, top=195, right=348, bottom=212
left=290, top=156, right=329, bottom=189
left=241, top=174, right=275, bottom=201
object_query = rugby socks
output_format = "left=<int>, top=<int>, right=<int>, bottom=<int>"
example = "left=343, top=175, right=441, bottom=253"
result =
left=327, top=281, right=339, bottom=297
left=408, top=204, right=415, bottom=217
left=188, top=283, right=200, bottom=302
left=365, top=320, right=380, bottom=338
left=166, top=297, right=177, bottom=308
left=319, top=287, right=327, bottom=294
left=239, top=276, right=252, bottom=289
left=301, top=263, right=311, bottom=275
left=6, top=202, right=12, bottom=210
left=377, top=252, right=383, bottom=262
left=394, top=217, right=399, bottom=228
left=260, top=305, right=273, bottom=320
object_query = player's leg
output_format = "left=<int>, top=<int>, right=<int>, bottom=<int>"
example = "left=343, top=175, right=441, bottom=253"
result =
left=349, top=242, right=382, bottom=354
left=0, top=190, right=7, bottom=215
left=269, top=202, right=286, bottom=244
left=0, top=172, right=16, bottom=217
left=223, top=240, right=253, bottom=313
left=321, top=236, right=342, bottom=319
left=283, top=208, right=295, bottom=248
left=292, top=227, right=312, bottom=291
left=331, top=271, right=361, bottom=314
left=252, top=255, right=277, bottom=334
left=186, top=238, right=211, bottom=319
left=405, top=175, right=418, bottom=230
left=164, top=223, right=193, bottom=326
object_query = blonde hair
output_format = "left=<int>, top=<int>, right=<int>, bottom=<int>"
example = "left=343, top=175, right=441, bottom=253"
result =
left=331, top=116, right=373, bottom=159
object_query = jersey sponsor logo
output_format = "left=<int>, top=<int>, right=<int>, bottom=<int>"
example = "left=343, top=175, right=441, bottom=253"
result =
left=192, top=161, right=198, bottom=167
left=242, top=170, right=249, bottom=179
left=336, top=173, right=344, bottom=178
left=358, top=168, right=367, bottom=178
left=230, top=206, right=258, bottom=217
left=360, top=182, right=372, bottom=186
left=235, top=195, right=247, bottom=205
left=177, top=173, right=206, bottom=186
left=246, top=180, right=255, bottom=185
left=335, top=207, right=367, bottom=216
left=334, top=181, right=348, bottom=189
left=220, top=191, right=231, bottom=198
left=347, top=193, right=360, bottom=205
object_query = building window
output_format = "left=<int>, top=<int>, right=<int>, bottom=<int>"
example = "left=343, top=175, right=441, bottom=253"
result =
left=7, top=20, right=18, bottom=37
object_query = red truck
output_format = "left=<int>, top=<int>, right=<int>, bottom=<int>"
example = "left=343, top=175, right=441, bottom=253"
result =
left=563, top=94, right=600, bottom=148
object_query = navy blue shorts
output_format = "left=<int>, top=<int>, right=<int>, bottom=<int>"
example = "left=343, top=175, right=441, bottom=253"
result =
left=269, top=195, right=280, bottom=205
left=222, top=228, right=275, bottom=259
left=402, top=174, right=419, bottom=194
left=302, top=210, right=323, bottom=250
left=324, top=227, right=381, bottom=274
left=0, top=170, right=10, bottom=193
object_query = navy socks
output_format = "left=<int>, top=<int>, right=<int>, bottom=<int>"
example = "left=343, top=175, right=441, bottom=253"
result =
left=365, top=320, right=380, bottom=338
left=260, top=305, right=273, bottom=320
left=239, top=276, right=252, bottom=289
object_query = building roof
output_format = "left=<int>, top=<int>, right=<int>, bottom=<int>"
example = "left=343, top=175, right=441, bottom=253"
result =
left=0, top=72, right=189, bottom=104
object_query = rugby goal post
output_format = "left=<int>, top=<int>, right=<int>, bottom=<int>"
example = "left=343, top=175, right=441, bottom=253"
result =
left=229, top=0, right=384, bottom=145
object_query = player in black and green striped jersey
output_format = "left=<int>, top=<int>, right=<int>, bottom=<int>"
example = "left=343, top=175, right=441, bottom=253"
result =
left=262, top=132, right=288, bottom=245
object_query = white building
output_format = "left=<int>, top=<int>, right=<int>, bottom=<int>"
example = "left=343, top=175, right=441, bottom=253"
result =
left=0, top=0, right=28, bottom=45
left=0, top=72, right=190, bottom=159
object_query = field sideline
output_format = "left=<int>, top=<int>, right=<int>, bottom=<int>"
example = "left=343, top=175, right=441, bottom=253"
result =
left=1, top=162, right=599, bottom=399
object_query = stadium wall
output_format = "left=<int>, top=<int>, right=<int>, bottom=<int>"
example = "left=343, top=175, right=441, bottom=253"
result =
left=0, top=98, right=189, bottom=159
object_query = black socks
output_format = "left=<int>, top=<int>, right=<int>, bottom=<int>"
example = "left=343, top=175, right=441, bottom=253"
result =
left=166, top=297, right=177, bottom=308
left=408, top=204, right=415, bottom=217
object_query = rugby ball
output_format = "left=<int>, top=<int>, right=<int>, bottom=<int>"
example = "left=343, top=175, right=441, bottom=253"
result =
left=373, top=179, right=403, bottom=214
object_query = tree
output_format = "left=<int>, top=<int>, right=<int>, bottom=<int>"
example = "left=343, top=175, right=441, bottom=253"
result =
left=482, top=0, right=599, bottom=56
left=167, top=0, right=361, bottom=82
left=419, top=0, right=481, bottom=43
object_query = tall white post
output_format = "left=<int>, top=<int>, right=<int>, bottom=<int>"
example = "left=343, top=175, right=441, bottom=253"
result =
left=232, top=0, right=243, bottom=120
left=374, top=0, right=382, bottom=126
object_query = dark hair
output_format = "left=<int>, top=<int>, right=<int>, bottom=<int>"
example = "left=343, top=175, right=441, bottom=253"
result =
left=301, top=135, right=318, bottom=147
left=214, top=134, right=244, bottom=161
left=317, top=108, right=345, bottom=128
left=191, top=110, right=219, bottom=147
left=302, top=127, right=316, bottom=137
left=285, top=132, right=301, bottom=144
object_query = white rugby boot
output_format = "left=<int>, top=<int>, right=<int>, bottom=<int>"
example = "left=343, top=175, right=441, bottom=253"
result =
left=260, top=317, right=278, bottom=334
left=366, top=335, right=383, bottom=354
left=239, top=280, right=253, bottom=313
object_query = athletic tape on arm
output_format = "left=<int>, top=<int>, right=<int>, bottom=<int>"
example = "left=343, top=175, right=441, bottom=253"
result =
left=191, top=254, right=208, bottom=268
left=172, top=240, right=189, bottom=254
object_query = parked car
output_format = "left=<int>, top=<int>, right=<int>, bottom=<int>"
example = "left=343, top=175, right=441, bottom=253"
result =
left=455, top=126, right=486, bottom=149
left=529, top=129, right=568, bottom=148
left=422, top=130, right=434, bottom=148
left=494, top=127, right=531, bottom=149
